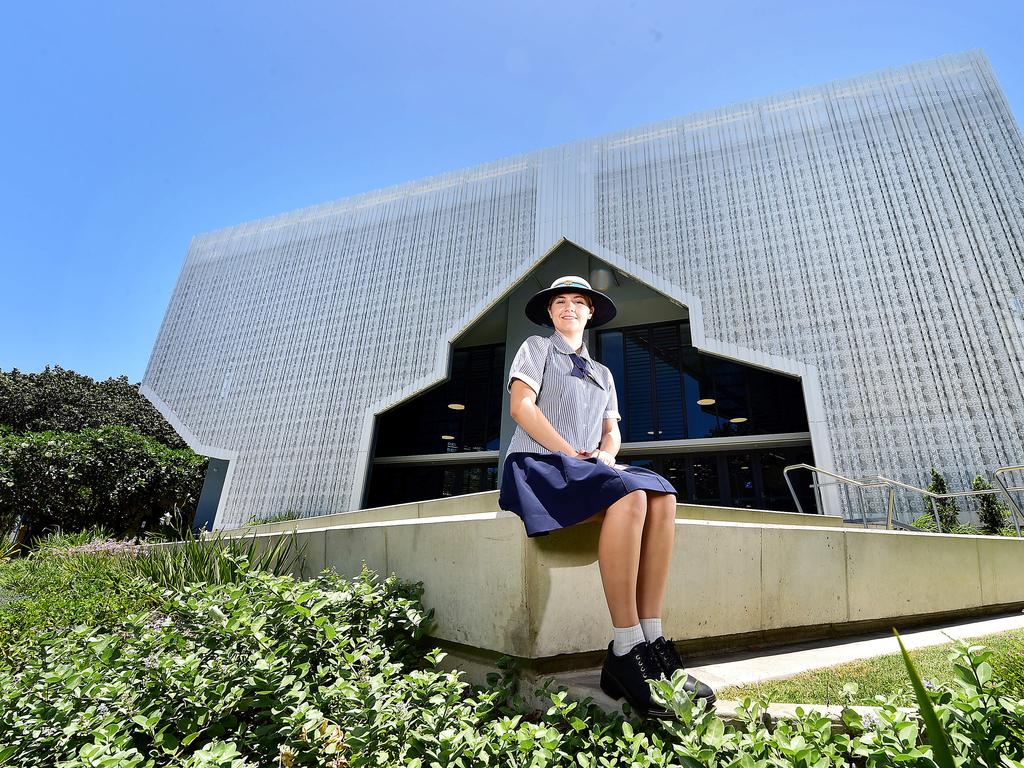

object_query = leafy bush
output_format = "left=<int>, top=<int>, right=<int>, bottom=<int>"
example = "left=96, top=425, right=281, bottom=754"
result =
left=246, top=509, right=305, bottom=526
left=0, top=565, right=430, bottom=767
left=973, top=475, right=1011, bottom=534
left=948, top=523, right=983, bottom=536
left=0, top=366, right=185, bottom=448
left=0, top=530, right=304, bottom=659
left=0, top=536, right=157, bottom=651
left=897, top=632, right=1024, bottom=768
left=0, top=425, right=206, bottom=538
left=3, top=560, right=1024, bottom=767
left=130, top=531, right=304, bottom=590
left=924, top=468, right=960, bottom=532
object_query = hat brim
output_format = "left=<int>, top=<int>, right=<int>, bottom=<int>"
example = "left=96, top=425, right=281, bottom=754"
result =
left=524, top=286, right=617, bottom=328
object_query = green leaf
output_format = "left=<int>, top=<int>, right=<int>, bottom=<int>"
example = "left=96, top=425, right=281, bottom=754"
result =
left=894, top=630, right=956, bottom=768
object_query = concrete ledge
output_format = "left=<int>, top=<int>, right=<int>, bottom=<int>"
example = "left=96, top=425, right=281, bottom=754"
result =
left=228, top=491, right=846, bottom=535
left=225, top=509, right=1024, bottom=680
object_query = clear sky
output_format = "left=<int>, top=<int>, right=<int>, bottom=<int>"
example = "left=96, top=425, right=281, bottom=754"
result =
left=2, top=0, right=1022, bottom=382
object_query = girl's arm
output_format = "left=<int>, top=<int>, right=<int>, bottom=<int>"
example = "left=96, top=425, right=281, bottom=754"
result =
left=509, top=379, right=579, bottom=455
left=595, top=418, right=621, bottom=465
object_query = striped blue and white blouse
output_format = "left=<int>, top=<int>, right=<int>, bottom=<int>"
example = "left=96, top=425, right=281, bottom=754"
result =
left=505, top=332, right=621, bottom=455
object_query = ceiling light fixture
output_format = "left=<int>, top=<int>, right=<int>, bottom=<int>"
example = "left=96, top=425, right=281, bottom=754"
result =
left=441, top=435, right=455, bottom=441
left=697, top=398, right=716, bottom=406
left=447, top=403, right=465, bottom=410
left=730, top=417, right=748, bottom=424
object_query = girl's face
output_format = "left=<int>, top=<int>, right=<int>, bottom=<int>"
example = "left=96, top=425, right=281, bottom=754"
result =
left=547, top=292, right=593, bottom=332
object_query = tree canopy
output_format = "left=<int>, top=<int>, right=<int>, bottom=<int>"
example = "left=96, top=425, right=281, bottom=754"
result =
left=0, top=367, right=185, bottom=449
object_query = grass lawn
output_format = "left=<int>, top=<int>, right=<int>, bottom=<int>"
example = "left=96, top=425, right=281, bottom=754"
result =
left=718, top=628, right=1024, bottom=706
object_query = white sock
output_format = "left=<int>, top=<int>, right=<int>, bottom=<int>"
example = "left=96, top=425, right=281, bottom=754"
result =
left=640, top=617, right=663, bottom=643
left=612, top=624, right=645, bottom=656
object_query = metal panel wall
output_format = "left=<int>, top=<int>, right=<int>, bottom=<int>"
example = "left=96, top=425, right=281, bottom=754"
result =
left=144, top=51, right=1024, bottom=528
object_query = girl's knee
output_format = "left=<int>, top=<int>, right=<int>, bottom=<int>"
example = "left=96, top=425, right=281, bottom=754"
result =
left=647, top=492, right=677, bottom=520
left=608, top=489, right=647, bottom=524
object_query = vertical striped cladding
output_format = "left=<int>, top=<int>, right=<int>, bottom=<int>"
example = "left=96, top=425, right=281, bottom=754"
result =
left=594, top=51, right=1024, bottom=491
left=145, top=162, right=538, bottom=527
left=145, top=51, right=1024, bottom=526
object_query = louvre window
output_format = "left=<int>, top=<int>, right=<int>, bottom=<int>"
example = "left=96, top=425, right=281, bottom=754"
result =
left=374, top=343, right=505, bottom=457
left=596, top=321, right=809, bottom=440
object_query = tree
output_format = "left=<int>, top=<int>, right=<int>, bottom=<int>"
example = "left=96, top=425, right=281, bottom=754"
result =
left=923, top=468, right=960, bottom=532
left=0, top=367, right=185, bottom=449
left=0, top=426, right=207, bottom=538
left=972, top=475, right=1010, bottom=535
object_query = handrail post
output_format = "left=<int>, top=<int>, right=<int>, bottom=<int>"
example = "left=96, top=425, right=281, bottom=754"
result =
left=783, top=465, right=806, bottom=515
left=886, top=487, right=896, bottom=530
left=930, top=496, right=942, bottom=533
left=992, top=468, right=1024, bottom=538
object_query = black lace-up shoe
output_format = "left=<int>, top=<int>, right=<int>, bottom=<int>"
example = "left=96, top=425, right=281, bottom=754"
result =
left=599, top=642, right=672, bottom=719
left=648, top=636, right=717, bottom=705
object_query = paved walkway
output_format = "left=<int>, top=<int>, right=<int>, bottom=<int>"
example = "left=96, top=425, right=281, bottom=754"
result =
left=553, top=611, right=1024, bottom=710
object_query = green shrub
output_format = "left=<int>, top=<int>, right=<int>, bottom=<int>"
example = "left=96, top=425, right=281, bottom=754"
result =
left=3, top=561, right=1024, bottom=767
left=949, top=523, right=983, bottom=535
left=0, top=366, right=185, bottom=448
left=972, top=475, right=1012, bottom=535
left=130, top=531, right=304, bottom=590
left=0, top=565, right=430, bottom=767
left=912, top=513, right=939, bottom=532
left=0, top=538, right=157, bottom=651
left=924, top=468, right=960, bottom=531
left=0, top=425, right=206, bottom=539
left=912, top=516, right=990, bottom=537
left=245, top=509, right=305, bottom=526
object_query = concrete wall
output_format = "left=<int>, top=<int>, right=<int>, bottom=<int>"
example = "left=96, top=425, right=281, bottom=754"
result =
left=228, top=490, right=848, bottom=536
left=231, top=511, right=1024, bottom=665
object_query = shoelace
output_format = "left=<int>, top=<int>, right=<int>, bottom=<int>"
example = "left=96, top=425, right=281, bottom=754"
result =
left=653, top=639, right=683, bottom=672
left=632, top=645, right=651, bottom=678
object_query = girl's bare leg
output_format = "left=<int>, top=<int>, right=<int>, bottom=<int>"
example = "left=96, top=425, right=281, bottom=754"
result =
left=636, top=492, right=677, bottom=620
left=597, top=489, right=647, bottom=627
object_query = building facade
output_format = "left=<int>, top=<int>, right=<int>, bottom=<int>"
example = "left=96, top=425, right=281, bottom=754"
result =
left=143, top=51, right=1024, bottom=530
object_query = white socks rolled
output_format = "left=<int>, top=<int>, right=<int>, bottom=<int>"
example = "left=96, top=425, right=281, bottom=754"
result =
left=612, top=624, right=645, bottom=656
left=640, top=617, right=663, bottom=643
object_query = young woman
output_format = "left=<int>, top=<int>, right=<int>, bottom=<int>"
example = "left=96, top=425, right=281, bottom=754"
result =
left=499, top=276, right=715, bottom=718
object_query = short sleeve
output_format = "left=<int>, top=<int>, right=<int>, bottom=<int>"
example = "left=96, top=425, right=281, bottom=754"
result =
left=507, top=336, right=547, bottom=395
left=604, top=371, right=621, bottom=421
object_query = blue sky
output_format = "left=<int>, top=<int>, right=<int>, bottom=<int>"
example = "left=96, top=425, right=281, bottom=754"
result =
left=2, top=0, right=1022, bottom=382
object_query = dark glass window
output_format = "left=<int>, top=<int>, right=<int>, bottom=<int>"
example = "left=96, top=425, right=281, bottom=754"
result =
left=374, top=343, right=505, bottom=457
left=651, top=324, right=684, bottom=439
left=367, top=462, right=499, bottom=507
left=613, top=445, right=817, bottom=513
left=689, top=455, right=723, bottom=504
left=623, top=328, right=654, bottom=441
left=759, top=446, right=817, bottom=512
left=595, top=321, right=809, bottom=441
left=726, top=453, right=757, bottom=507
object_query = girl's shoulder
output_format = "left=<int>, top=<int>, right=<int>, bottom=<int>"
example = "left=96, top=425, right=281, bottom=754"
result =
left=516, top=335, right=554, bottom=354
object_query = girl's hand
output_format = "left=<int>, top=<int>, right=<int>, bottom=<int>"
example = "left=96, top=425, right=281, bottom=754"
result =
left=575, top=450, right=594, bottom=459
left=594, top=449, right=616, bottom=466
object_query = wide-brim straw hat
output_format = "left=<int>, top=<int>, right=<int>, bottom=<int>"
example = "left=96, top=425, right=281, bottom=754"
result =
left=524, top=275, right=617, bottom=328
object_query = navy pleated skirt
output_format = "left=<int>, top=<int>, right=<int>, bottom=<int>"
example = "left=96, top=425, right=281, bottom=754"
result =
left=499, top=452, right=677, bottom=538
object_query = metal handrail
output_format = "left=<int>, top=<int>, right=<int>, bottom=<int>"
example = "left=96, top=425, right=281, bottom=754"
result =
left=783, top=463, right=1024, bottom=536
left=993, top=465, right=1024, bottom=537
left=783, top=464, right=891, bottom=529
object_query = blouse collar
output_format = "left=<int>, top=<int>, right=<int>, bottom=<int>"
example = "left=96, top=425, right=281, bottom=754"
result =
left=549, top=331, right=592, bottom=360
